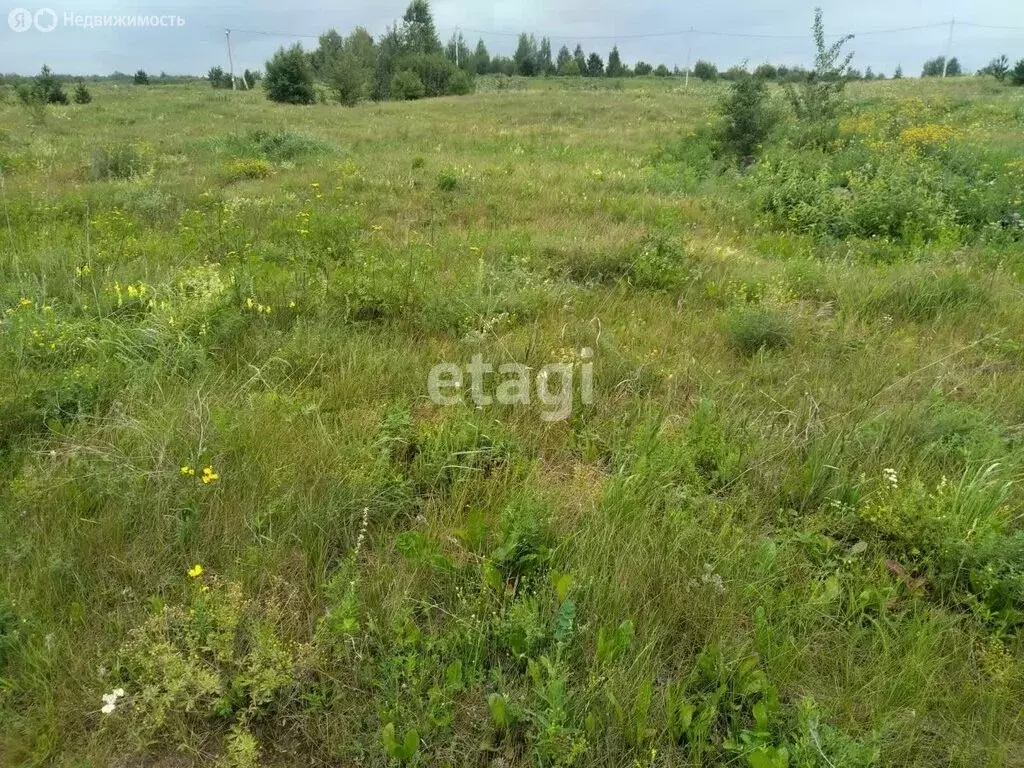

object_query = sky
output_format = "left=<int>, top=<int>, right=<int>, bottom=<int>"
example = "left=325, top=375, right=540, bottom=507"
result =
left=2, top=0, right=1023, bottom=77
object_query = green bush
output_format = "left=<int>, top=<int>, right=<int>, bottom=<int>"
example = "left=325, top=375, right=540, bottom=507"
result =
left=73, top=82, right=92, bottom=104
left=1012, top=59, right=1024, bottom=86
left=264, top=44, right=317, bottom=105
left=391, top=70, right=426, bottom=100
left=693, top=60, right=718, bottom=81
left=725, top=307, right=793, bottom=355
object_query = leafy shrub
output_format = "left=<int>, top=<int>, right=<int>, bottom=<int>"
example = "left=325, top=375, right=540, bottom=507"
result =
left=73, top=82, right=92, bottom=104
left=1012, top=59, right=1024, bottom=86
left=208, top=66, right=233, bottom=89
left=133, top=70, right=149, bottom=85
left=922, top=56, right=961, bottom=77
left=109, top=576, right=299, bottom=759
left=634, top=62, right=653, bottom=76
left=227, top=129, right=331, bottom=162
left=693, top=60, right=718, bottom=81
left=391, top=70, right=426, bottom=100
left=263, top=44, right=316, bottom=104
left=725, top=307, right=793, bottom=355
left=89, top=144, right=148, bottom=181
left=226, top=158, right=272, bottom=181
left=654, top=64, right=671, bottom=77
left=436, top=169, right=458, bottom=191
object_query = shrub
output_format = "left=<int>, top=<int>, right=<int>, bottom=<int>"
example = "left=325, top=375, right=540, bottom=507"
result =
left=922, top=56, right=961, bottom=77
left=654, top=64, right=671, bottom=77
left=719, top=75, right=778, bottom=162
left=437, top=169, right=458, bottom=191
left=18, top=65, right=67, bottom=106
left=391, top=70, right=425, bottom=100
left=226, top=129, right=331, bottom=162
left=693, top=60, right=718, bottom=81
left=90, top=144, right=148, bottom=181
left=73, top=82, right=92, bottom=104
left=226, top=158, right=272, bottom=181
left=133, top=69, right=149, bottom=85
left=635, top=62, right=653, bottom=76
left=725, top=307, right=793, bottom=355
left=208, top=66, right=232, bottom=89
left=979, top=55, right=1009, bottom=81
left=264, top=44, right=316, bottom=105
left=1012, top=59, right=1024, bottom=86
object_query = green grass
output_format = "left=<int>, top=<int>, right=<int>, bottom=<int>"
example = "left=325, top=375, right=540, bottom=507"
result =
left=0, top=76, right=1022, bottom=767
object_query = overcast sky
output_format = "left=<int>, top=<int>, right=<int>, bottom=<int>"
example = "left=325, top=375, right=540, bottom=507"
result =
left=2, top=0, right=1023, bottom=77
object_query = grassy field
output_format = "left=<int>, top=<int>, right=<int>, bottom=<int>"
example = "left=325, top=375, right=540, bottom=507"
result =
left=1, top=75, right=1023, bottom=766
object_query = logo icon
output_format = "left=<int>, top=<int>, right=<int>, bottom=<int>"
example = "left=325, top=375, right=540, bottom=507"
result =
left=33, top=7, right=56, bottom=31
left=8, top=7, right=33, bottom=31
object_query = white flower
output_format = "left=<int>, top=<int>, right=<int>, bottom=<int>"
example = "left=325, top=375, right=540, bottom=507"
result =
left=100, top=688, right=127, bottom=715
left=883, top=468, right=899, bottom=489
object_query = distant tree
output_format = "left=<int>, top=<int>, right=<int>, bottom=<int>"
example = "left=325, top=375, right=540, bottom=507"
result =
left=634, top=61, right=653, bottom=76
left=514, top=33, right=539, bottom=76
left=573, top=44, right=587, bottom=73
left=722, top=64, right=748, bottom=81
left=1012, top=59, right=1024, bottom=86
left=980, top=55, right=1009, bottom=81
left=754, top=63, right=777, bottom=80
left=556, top=45, right=572, bottom=74
left=445, top=31, right=471, bottom=70
left=922, top=56, right=961, bottom=77
left=893, top=64, right=903, bottom=79
left=133, top=69, right=150, bottom=85
left=607, top=45, right=625, bottom=77
left=473, top=39, right=490, bottom=75
left=693, top=60, right=718, bottom=80
left=371, top=24, right=403, bottom=99
left=311, top=29, right=346, bottom=76
left=654, top=64, right=671, bottom=77
left=846, top=67, right=863, bottom=80
left=402, top=0, right=441, bottom=54
left=863, top=66, right=875, bottom=80
left=586, top=52, right=604, bottom=77
left=489, top=56, right=515, bottom=76
left=264, top=43, right=317, bottom=104
left=18, top=65, right=67, bottom=105
left=208, top=66, right=231, bottom=88
left=559, top=59, right=581, bottom=76
left=242, top=69, right=261, bottom=89
left=538, top=37, right=554, bottom=75
left=785, top=9, right=854, bottom=125
left=73, top=81, right=92, bottom=104
left=327, top=52, right=367, bottom=105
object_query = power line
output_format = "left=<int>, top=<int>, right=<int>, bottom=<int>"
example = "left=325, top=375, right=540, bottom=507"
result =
left=218, top=18, right=1023, bottom=45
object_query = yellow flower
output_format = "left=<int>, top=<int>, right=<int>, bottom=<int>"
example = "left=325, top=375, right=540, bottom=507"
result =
left=202, top=466, right=220, bottom=484
left=187, top=564, right=204, bottom=578
left=18, top=298, right=32, bottom=307
left=180, top=465, right=195, bottom=476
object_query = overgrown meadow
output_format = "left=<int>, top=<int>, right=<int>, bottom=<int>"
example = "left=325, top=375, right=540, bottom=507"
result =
left=1, top=75, right=1023, bottom=766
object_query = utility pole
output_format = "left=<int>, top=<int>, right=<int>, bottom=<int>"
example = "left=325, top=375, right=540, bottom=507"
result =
left=225, top=28, right=236, bottom=90
left=685, top=27, right=694, bottom=86
left=941, top=16, right=955, bottom=77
